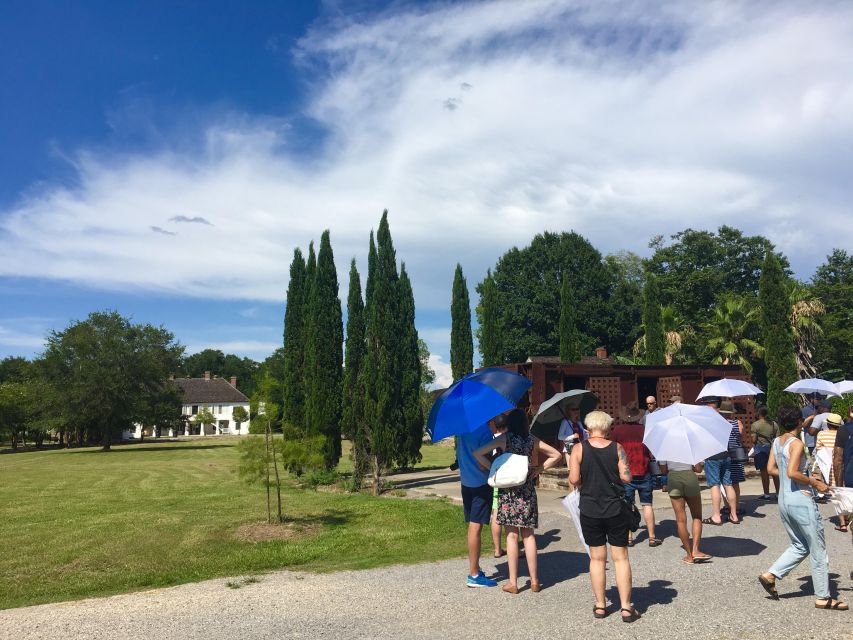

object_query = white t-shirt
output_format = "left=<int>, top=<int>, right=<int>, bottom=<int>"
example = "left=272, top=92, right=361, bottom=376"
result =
left=661, top=460, right=694, bottom=472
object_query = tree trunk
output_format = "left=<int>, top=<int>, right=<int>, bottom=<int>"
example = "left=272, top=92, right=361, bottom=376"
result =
left=271, top=420, right=283, bottom=523
left=58, top=429, right=65, bottom=447
left=264, top=424, right=272, bottom=524
left=101, top=430, right=111, bottom=452
left=372, top=455, right=381, bottom=496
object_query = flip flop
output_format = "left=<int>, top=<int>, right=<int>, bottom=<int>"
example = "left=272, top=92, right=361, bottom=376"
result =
left=702, top=517, right=724, bottom=526
left=729, top=517, right=742, bottom=525
left=648, top=537, right=662, bottom=547
left=758, top=574, right=778, bottom=600
left=682, top=557, right=694, bottom=565
left=834, top=525, right=848, bottom=533
left=815, top=599, right=848, bottom=610
left=692, top=554, right=713, bottom=562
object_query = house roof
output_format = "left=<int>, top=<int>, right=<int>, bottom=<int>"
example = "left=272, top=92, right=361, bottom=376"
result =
left=174, top=378, right=249, bottom=404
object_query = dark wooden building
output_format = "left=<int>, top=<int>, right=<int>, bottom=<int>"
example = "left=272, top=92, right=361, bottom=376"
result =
left=499, top=351, right=760, bottom=447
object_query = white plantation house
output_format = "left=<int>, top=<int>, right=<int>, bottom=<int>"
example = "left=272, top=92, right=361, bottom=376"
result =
left=127, top=372, right=251, bottom=439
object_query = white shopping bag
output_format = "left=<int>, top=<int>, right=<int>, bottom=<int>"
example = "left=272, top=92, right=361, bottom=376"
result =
left=561, top=490, right=590, bottom=556
left=813, top=448, right=833, bottom=484
left=829, top=487, right=853, bottom=517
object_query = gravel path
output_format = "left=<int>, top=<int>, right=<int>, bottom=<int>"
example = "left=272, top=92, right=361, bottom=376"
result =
left=3, top=486, right=853, bottom=639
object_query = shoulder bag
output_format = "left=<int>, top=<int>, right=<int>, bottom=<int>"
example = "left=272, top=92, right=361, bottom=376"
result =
left=488, top=452, right=529, bottom=488
left=586, top=442, right=641, bottom=532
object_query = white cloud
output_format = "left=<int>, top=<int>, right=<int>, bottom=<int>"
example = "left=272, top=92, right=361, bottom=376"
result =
left=428, top=353, right=453, bottom=389
left=0, top=325, right=48, bottom=350
left=2, top=0, right=853, bottom=318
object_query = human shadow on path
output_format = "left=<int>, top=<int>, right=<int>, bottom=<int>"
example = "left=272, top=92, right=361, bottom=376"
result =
left=536, top=529, right=561, bottom=550
left=606, top=579, right=678, bottom=614
left=697, top=535, right=766, bottom=557
left=491, top=550, right=587, bottom=589
left=776, top=573, right=843, bottom=600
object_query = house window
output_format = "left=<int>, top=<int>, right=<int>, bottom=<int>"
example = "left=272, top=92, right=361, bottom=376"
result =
left=191, top=405, right=198, bottom=415
left=218, top=405, right=223, bottom=414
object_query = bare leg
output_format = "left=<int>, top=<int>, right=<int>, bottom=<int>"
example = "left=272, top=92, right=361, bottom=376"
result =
left=505, top=527, right=520, bottom=588
left=760, top=468, right=770, bottom=495
left=611, top=545, right=633, bottom=613
left=670, top=496, right=692, bottom=562
left=642, top=504, right=656, bottom=540
left=709, top=485, right=723, bottom=523
left=686, top=494, right=708, bottom=558
left=520, top=527, right=538, bottom=585
left=467, top=523, right=483, bottom=576
left=589, top=545, right=608, bottom=607
left=772, top=474, right=780, bottom=494
left=726, top=484, right=739, bottom=522
left=490, top=511, right=504, bottom=556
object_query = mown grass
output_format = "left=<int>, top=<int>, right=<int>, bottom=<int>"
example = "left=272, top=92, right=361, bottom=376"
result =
left=0, top=438, right=464, bottom=610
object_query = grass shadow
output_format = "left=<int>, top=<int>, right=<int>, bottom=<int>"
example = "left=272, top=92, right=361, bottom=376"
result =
left=391, top=474, right=459, bottom=490
left=67, top=443, right=234, bottom=454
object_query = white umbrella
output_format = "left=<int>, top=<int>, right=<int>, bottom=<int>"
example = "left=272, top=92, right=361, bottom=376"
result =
left=835, top=380, right=853, bottom=396
left=784, top=378, right=841, bottom=398
left=697, top=378, right=763, bottom=399
left=643, top=403, right=731, bottom=465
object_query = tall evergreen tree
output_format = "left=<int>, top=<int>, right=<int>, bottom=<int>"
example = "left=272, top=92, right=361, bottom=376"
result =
left=559, top=275, right=580, bottom=362
left=342, top=259, right=368, bottom=483
left=450, top=264, right=474, bottom=381
left=305, top=241, right=317, bottom=289
left=398, top=264, right=423, bottom=468
left=760, top=251, right=798, bottom=415
left=282, top=248, right=307, bottom=428
left=476, top=269, right=503, bottom=366
left=303, top=231, right=344, bottom=469
left=365, top=231, right=378, bottom=314
left=643, top=273, right=666, bottom=365
left=361, top=211, right=402, bottom=493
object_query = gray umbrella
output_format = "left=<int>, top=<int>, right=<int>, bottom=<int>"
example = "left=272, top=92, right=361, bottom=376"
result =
left=530, top=389, right=598, bottom=440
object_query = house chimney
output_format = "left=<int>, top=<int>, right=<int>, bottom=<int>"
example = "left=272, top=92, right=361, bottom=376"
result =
left=230, top=376, right=237, bottom=388
left=204, top=371, right=211, bottom=381
left=595, top=347, right=607, bottom=359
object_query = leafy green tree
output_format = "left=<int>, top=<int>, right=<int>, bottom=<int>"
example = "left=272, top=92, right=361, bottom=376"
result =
left=559, top=275, right=580, bottom=362
left=704, top=295, right=764, bottom=373
left=179, top=350, right=259, bottom=396
left=397, top=264, right=423, bottom=468
left=282, top=248, right=307, bottom=429
left=483, top=231, right=610, bottom=362
left=342, top=259, right=369, bottom=484
left=0, top=357, right=32, bottom=383
left=450, top=264, right=473, bottom=381
left=787, top=280, right=825, bottom=379
left=603, top=252, right=644, bottom=357
left=475, top=269, right=503, bottom=366
left=0, top=382, right=28, bottom=448
left=361, top=211, right=402, bottom=494
left=760, top=252, right=798, bottom=415
left=194, top=408, right=216, bottom=435
left=303, top=230, right=344, bottom=469
left=232, top=406, right=249, bottom=432
left=139, top=382, right=184, bottom=440
left=812, top=249, right=853, bottom=378
left=418, top=338, right=437, bottom=419
left=42, top=311, right=184, bottom=450
left=642, top=274, right=666, bottom=365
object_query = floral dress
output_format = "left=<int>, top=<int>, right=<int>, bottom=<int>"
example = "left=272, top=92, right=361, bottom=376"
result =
left=496, top=432, right=538, bottom=529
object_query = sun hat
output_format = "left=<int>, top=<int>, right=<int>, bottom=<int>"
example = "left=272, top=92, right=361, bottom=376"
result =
left=826, top=413, right=844, bottom=427
left=718, top=400, right=736, bottom=415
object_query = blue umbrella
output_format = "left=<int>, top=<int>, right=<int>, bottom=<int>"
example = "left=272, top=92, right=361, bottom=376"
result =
left=428, top=368, right=532, bottom=442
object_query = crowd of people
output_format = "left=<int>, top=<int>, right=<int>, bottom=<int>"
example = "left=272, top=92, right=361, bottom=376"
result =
left=455, top=393, right=853, bottom=620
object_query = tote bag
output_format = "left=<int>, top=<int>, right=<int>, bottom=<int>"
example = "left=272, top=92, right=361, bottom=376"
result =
left=488, top=452, right=529, bottom=488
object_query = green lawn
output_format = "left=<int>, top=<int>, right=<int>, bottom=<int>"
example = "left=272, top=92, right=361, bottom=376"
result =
left=0, top=438, right=465, bottom=610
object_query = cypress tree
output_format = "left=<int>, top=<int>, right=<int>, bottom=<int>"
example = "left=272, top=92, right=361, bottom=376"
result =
left=643, top=273, right=666, bottom=365
left=477, top=269, right=503, bottom=367
left=361, top=211, right=402, bottom=493
left=559, top=275, right=580, bottom=362
left=342, top=259, right=368, bottom=483
left=398, top=264, right=423, bottom=468
left=450, top=264, right=474, bottom=381
left=760, top=251, right=798, bottom=415
left=365, top=231, right=378, bottom=314
left=305, top=241, right=316, bottom=286
left=282, top=248, right=306, bottom=428
left=303, top=231, right=344, bottom=469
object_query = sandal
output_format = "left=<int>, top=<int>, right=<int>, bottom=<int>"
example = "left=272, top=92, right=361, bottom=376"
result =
left=593, top=604, right=607, bottom=619
left=815, top=599, right=848, bottom=610
left=758, top=574, right=778, bottom=600
left=502, top=584, right=519, bottom=594
left=702, top=517, right=723, bottom=526
left=834, top=525, right=849, bottom=533
left=648, top=537, right=662, bottom=547
left=692, top=553, right=712, bottom=562
left=621, top=607, right=641, bottom=623
left=530, top=580, right=541, bottom=593
left=729, top=517, right=742, bottom=525
left=494, top=550, right=506, bottom=558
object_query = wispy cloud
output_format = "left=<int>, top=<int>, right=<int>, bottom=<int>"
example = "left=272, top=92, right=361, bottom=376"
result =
left=150, top=226, right=176, bottom=235
left=0, top=325, right=47, bottom=349
left=169, top=215, right=213, bottom=226
left=1, top=0, right=852, bottom=316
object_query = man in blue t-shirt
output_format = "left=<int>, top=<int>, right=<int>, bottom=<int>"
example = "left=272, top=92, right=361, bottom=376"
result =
left=457, top=423, right=499, bottom=587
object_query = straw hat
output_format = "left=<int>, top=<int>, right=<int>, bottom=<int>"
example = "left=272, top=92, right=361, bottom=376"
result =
left=826, top=413, right=844, bottom=427
left=718, top=400, right=736, bottom=415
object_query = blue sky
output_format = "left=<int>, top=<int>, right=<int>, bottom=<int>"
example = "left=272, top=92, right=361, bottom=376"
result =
left=2, top=1, right=853, bottom=386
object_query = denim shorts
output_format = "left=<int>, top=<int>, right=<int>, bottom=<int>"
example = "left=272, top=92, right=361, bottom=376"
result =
left=753, top=449, right=770, bottom=471
left=704, top=457, right=732, bottom=486
left=624, top=474, right=653, bottom=506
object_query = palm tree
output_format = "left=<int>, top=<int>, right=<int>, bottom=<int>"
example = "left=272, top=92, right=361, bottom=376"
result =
left=787, top=280, right=825, bottom=379
left=705, top=296, right=765, bottom=373
left=632, top=305, right=693, bottom=365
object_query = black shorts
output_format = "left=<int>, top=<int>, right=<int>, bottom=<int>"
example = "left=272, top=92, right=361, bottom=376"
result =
left=579, top=511, right=629, bottom=547
left=462, top=484, right=493, bottom=524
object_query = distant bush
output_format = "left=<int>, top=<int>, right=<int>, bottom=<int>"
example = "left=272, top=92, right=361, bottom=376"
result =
left=300, top=469, right=340, bottom=488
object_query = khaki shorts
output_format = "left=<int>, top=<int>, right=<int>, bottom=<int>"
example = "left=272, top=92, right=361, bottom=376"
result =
left=667, top=470, right=700, bottom=498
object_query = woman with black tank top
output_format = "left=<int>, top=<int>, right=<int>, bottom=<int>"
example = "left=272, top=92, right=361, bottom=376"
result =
left=568, top=410, right=639, bottom=623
